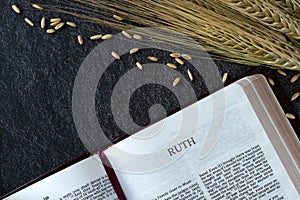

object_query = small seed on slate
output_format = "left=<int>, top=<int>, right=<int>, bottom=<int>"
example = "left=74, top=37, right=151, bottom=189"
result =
left=182, top=54, right=192, bottom=60
left=167, top=63, right=177, bottom=69
left=187, top=69, right=193, bottom=81
left=130, top=48, right=139, bottom=54
left=291, top=92, right=300, bottom=101
left=223, top=73, right=228, bottom=83
left=90, top=34, right=102, bottom=40
left=41, top=17, right=46, bottom=29
left=50, top=18, right=61, bottom=23
left=66, top=22, right=77, bottom=28
left=277, top=69, right=286, bottom=76
left=147, top=56, right=158, bottom=62
left=122, top=31, right=132, bottom=39
left=25, top=18, right=34, bottom=27
left=291, top=74, right=299, bottom=83
left=102, top=34, right=113, bottom=40
left=32, top=4, right=43, bottom=10
left=133, top=34, right=142, bottom=40
left=286, top=113, right=296, bottom=120
left=175, top=57, right=184, bottom=65
left=54, top=22, right=65, bottom=30
left=46, top=29, right=55, bottom=34
left=170, top=52, right=181, bottom=58
left=268, top=77, right=275, bottom=86
left=113, top=14, right=123, bottom=21
left=173, top=77, right=181, bottom=86
left=136, top=62, right=143, bottom=70
left=12, top=5, right=21, bottom=14
left=50, top=21, right=60, bottom=26
left=112, top=51, right=120, bottom=60
left=78, top=35, right=84, bottom=45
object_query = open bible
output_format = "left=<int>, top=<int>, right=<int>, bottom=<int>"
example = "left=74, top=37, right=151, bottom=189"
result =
left=3, top=74, right=299, bottom=200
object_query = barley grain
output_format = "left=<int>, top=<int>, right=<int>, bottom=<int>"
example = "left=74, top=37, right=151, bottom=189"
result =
left=187, top=69, right=193, bottom=81
left=32, top=4, right=43, bottom=10
left=41, top=17, right=46, bottom=29
left=277, top=69, right=287, bottom=76
left=170, top=53, right=181, bottom=58
left=268, top=78, right=275, bottom=86
left=25, top=18, right=34, bottom=27
left=46, top=29, right=55, bottom=34
left=12, top=5, right=20, bottom=14
left=133, top=34, right=142, bottom=40
left=112, top=51, right=120, bottom=60
left=50, top=21, right=60, bottom=27
left=147, top=56, right=158, bottom=62
left=54, top=22, right=65, bottom=30
left=90, top=34, right=102, bottom=40
left=173, top=77, right=181, bottom=86
left=66, top=22, right=77, bottom=28
left=122, top=31, right=132, bottom=39
left=175, top=57, right=184, bottom=65
left=130, top=48, right=139, bottom=54
left=50, top=18, right=61, bottom=23
left=167, top=63, right=177, bottom=69
left=136, top=62, right=143, bottom=70
left=291, top=92, right=300, bottom=101
left=286, top=113, right=296, bottom=120
left=102, top=34, right=113, bottom=40
left=78, top=35, right=84, bottom=45
left=182, top=54, right=192, bottom=60
left=291, top=73, right=299, bottom=83
left=222, top=73, right=228, bottom=83
left=113, top=14, right=124, bottom=21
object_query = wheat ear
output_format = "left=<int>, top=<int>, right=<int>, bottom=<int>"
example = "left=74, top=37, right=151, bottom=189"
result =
left=270, top=0, right=300, bottom=18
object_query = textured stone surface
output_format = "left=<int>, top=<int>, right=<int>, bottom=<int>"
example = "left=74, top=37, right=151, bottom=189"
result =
left=1, top=0, right=299, bottom=197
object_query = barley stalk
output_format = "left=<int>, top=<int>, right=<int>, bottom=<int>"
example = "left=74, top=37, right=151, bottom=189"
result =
left=270, top=0, right=300, bottom=18
left=45, top=0, right=300, bottom=70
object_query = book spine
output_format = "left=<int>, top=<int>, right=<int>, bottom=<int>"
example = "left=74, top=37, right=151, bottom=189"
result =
left=99, top=152, right=127, bottom=200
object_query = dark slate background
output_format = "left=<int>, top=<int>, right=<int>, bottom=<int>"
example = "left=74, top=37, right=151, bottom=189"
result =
left=1, top=0, right=299, bottom=197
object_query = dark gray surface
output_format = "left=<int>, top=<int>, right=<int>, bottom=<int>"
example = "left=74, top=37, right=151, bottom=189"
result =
left=1, top=0, right=299, bottom=197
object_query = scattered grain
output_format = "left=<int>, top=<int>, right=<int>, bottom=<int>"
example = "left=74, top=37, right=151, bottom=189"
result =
left=90, top=34, right=102, bottom=40
left=32, top=4, right=43, bottom=10
left=291, top=73, right=299, bottom=83
left=112, top=51, right=120, bottom=60
left=277, top=69, right=286, bottom=76
left=12, top=5, right=20, bottom=14
left=175, top=57, right=184, bottom=65
left=130, top=48, right=139, bottom=54
left=167, top=63, right=177, bottom=69
left=102, top=34, right=113, bottom=40
left=50, top=18, right=61, bottom=23
left=50, top=21, right=60, bottom=27
left=41, top=17, right=46, bottom=29
left=133, top=34, right=142, bottom=40
left=66, top=22, right=77, bottom=28
left=187, top=69, right=193, bottom=81
left=122, top=30, right=132, bottom=39
left=113, top=14, right=124, bottom=21
left=173, top=77, right=181, bottom=86
left=182, top=54, right=192, bottom=60
left=291, top=92, right=300, bottom=101
left=222, top=73, right=228, bottom=83
left=147, top=56, right=158, bottom=62
left=46, top=29, right=55, bottom=34
left=286, top=113, right=296, bottom=120
left=78, top=35, right=83, bottom=45
left=136, top=62, right=143, bottom=70
left=170, top=52, right=181, bottom=58
left=54, top=22, right=65, bottom=30
left=268, top=77, right=275, bottom=86
left=25, top=18, right=34, bottom=27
